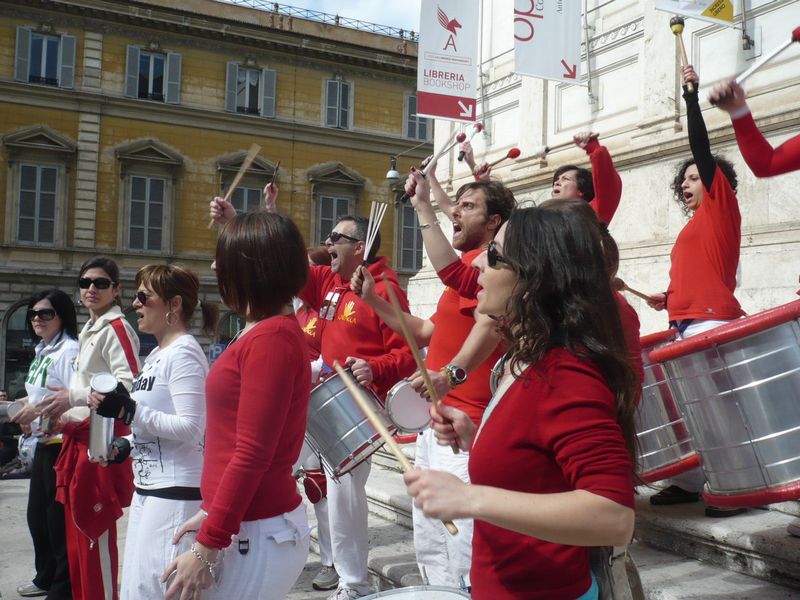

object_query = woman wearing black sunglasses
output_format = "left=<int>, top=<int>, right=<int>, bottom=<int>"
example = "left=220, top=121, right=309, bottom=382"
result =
left=10, top=289, right=79, bottom=599
left=404, top=205, right=638, bottom=600
left=38, top=256, right=140, bottom=600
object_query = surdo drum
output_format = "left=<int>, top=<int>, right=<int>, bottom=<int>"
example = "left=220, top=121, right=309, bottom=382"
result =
left=635, top=330, right=699, bottom=482
left=361, top=586, right=471, bottom=599
left=650, top=300, right=800, bottom=507
left=305, top=370, right=396, bottom=479
left=385, top=380, right=431, bottom=433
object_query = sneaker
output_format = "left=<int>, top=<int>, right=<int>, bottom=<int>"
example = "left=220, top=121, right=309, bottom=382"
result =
left=704, top=505, right=747, bottom=518
left=787, top=517, right=800, bottom=537
left=17, top=582, right=47, bottom=597
left=327, top=587, right=362, bottom=600
left=312, top=565, right=340, bottom=591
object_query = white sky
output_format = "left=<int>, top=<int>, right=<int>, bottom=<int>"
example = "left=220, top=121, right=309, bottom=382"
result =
left=277, top=1, right=422, bottom=33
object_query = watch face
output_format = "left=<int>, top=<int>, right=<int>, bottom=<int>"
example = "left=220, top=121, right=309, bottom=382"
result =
left=451, top=365, right=467, bottom=382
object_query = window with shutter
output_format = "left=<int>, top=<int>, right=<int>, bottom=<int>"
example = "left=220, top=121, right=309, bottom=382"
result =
left=18, top=164, right=57, bottom=245
left=129, top=175, right=165, bottom=252
left=396, top=200, right=423, bottom=272
left=405, top=95, right=429, bottom=141
left=260, top=68, right=276, bottom=117
left=324, top=79, right=352, bottom=129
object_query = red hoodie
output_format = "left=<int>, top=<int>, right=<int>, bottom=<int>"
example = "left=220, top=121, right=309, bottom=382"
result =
left=299, top=257, right=415, bottom=398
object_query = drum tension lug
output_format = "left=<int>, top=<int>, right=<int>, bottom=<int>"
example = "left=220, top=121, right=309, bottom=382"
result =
left=239, top=539, right=249, bottom=555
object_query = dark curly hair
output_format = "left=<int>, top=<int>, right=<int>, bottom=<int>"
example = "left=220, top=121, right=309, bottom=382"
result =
left=671, top=156, right=738, bottom=216
left=499, top=202, right=639, bottom=464
left=552, top=165, right=595, bottom=202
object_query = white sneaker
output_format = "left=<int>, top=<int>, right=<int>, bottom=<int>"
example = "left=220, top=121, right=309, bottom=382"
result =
left=327, top=587, right=362, bottom=600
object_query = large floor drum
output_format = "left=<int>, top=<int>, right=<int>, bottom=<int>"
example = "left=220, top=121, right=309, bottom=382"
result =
left=650, top=300, right=800, bottom=507
left=635, top=330, right=699, bottom=482
left=305, top=371, right=396, bottom=479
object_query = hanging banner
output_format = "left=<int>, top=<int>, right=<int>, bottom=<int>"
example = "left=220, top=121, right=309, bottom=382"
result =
left=513, top=0, right=583, bottom=83
left=416, top=0, right=479, bottom=122
left=655, top=1, right=735, bottom=27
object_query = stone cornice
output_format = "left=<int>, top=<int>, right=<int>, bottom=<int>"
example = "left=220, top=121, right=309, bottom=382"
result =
left=0, top=80, right=433, bottom=159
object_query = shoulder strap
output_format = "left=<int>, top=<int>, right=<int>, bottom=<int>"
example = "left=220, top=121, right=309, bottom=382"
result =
left=109, top=318, right=140, bottom=377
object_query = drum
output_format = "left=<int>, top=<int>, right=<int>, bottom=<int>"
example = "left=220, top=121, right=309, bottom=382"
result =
left=361, top=586, right=471, bottom=599
left=650, top=300, right=800, bottom=508
left=635, top=330, right=699, bottom=482
left=294, top=439, right=326, bottom=504
left=385, top=380, right=431, bottom=433
left=305, top=371, right=396, bottom=479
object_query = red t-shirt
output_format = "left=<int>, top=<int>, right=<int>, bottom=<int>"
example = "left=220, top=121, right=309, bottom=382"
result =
left=469, top=349, right=635, bottom=599
left=615, top=291, right=643, bottom=392
left=299, top=258, right=415, bottom=398
left=732, top=113, right=800, bottom=177
left=197, top=316, right=310, bottom=549
left=666, top=165, right=744, bottom=322
left=426, top=249, right=503, bottom=424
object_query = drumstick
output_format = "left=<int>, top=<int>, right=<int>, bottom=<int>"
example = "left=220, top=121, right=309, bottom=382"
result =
left=457, top=123, right=484, bottom=161
left=207, top=143, right=262, bottom=228
left=487, top=147, right=521, bottom=169
left=735, top=26, right=800, bottom=85
left=615, top=277, right=657, bottom=303
left=669, top=17, right=694, bottom=94
left=380, top=273, right=460, bottom=455
left=400, top=130, right=464, bottom=203
left=333, top=362, right=459, bottom=536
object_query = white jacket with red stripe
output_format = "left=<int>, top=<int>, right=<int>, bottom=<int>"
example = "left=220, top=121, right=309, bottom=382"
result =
left=64, top=305, right=141, bottom=423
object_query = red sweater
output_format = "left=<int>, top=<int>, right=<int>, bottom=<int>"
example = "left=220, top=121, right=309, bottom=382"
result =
left=666, top=165, right=744, bottom=322
left=615, top=291, right=643, bottom=392
left=732, top=113, right=800, bottom=177
left=426, top=249, right=503, bottom=425
left=585, top=138, right=622, bottom=226
left=197, top=316, right=310, bottom=549
left=469, top=349, right=635, bottom=600
left=299, top=258, right=415, bottom=398
left=297, top=305, right=322, bottom=361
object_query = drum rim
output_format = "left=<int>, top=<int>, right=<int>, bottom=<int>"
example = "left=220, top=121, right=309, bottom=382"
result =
left=360, top=585, right=471, bottom=598
left=385, top=380, right=431, bottom=433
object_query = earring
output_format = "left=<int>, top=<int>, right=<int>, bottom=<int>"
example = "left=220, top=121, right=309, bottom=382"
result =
left=166, top=311, right=176, bottom=327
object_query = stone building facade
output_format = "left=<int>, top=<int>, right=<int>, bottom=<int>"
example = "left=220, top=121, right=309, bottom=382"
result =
left=410, top=0, right=800, bottom=337
left=0, top=0, right=431, bottom=396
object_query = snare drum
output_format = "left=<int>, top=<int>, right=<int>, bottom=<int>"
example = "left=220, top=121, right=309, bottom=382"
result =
left=385, top=380, right=431, bottom=433
left=635, top=330, right=699, bottom=483
left=650, top=300, right=800, bottom=508
left=305, top=371, right=396, bottom=479
left=361, top=586, right=471, bottom=599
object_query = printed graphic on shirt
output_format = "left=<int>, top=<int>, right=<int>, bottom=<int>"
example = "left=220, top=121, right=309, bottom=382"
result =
left=339, top=301, right=357, bottom=324
left=303, top=316, right=318, bottom=338
left=26, top=355, right=53, bottom=387
left=132, top=434, right=164, bottom=482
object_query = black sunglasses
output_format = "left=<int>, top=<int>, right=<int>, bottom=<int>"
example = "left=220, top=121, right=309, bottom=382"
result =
left=27, top=308, right=57, bottom=322
left=78, top=277, right=114, bottom=290
left=329, top=231, right=361, bottom=244
left=135, top=291, right=150, bottom=306
left=487, top=240, right=511, bottom=270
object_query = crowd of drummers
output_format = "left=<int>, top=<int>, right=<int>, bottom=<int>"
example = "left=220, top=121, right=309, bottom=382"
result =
left=5, top=65, right=800, bottom=600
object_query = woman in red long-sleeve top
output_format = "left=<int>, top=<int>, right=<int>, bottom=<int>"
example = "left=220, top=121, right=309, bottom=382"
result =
left=709, top=79, right=800, bottom=177
left=404, top=202, right=639, bottom=600
left=165, top=212, right=311, bottom=600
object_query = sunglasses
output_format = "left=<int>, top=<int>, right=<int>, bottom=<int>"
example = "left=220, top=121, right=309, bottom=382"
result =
left=27, top=308, right=57, bottom=322
left=328, top=231, right=361, bottom=244
left=135, top=291, right=151, bottom=306
left=78, top=277, right=114, bottom=290
left=487, top=240, right=511, bottom=270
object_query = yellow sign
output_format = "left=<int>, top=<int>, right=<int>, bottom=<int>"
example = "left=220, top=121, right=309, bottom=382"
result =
left=655, top=0, right=735, bottom=26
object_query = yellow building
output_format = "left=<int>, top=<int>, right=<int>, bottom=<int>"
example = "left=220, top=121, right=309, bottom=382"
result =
left=0, top=0, right=430, bottom=396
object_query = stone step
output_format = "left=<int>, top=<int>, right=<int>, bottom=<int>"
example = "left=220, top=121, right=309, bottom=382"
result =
left=635, top=487, right=800, bottom=591
left=365, top=459, right=414, bottom=529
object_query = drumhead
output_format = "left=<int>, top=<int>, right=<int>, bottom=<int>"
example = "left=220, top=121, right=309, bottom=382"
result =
left=361, top=586, right=471, bottom=599
left=385, top=380, right=430, bottom=433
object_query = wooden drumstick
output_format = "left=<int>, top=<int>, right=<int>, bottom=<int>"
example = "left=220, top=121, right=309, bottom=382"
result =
left=615, top=277, right=658, bottom=303
left=207, top=143, right=262, bottom=228
left=669, top=17, right=695, bottom=93
left=380, top=273, right=460, bottom=455
left=333, top=362, right=459, bottom=536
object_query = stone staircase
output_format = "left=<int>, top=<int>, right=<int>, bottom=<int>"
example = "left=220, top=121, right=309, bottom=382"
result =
left=305, top=444, right=800, bottom=598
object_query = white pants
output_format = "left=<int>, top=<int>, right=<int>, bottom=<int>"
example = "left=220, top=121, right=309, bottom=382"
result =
left=120, top=492, right=202, bottom=600
left=204, top=503, right=311, bottom=600
left=295, top=440, right=333, bottom=566
left=326, top=459, right=372, bottom=595
left=667, top=318, right=734, bottom=495
left=412, top=429, right=473, bottom=588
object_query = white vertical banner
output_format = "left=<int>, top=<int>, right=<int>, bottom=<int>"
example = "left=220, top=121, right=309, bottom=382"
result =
left=417, top=0, right=480, bottom=122
left=513, top=0, right=582, bottom=83
left=654, top=1, right=735, bottom=26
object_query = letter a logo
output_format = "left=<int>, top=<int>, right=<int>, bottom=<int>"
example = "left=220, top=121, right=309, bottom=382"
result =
left=437, top=5, right=461, bottom=52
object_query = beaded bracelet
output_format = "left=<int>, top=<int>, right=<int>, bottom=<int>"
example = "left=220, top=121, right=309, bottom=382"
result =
left=190, top=543, right=217, bottom=580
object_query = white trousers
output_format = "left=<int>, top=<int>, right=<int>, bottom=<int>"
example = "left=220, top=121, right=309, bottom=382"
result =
left=326, top=458, right=372, bottom=595
left=204, top=503, right=311, bottom=600
left=295, top=440, right=333, bottom=566
left=412, top=429, right=473, bottom=588
left=120, top=492, right=202, bottom=600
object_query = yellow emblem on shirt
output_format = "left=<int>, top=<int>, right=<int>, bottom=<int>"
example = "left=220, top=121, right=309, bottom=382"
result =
left=303, top=316, right=318, bottom=337
left=339, top=301, right=357, bottom=324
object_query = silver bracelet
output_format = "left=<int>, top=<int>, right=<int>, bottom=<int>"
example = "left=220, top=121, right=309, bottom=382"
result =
left=190, top=543, right=217, bottom=580
left=419, top=221, right=439, bottom=230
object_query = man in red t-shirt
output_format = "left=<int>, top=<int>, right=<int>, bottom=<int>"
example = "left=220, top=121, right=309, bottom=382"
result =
left=300, top=215, right=416, bottom=600
left=353, top=179, right=514, bottom=589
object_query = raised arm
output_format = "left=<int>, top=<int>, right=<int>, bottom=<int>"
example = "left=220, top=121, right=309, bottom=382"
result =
left=682, top=65, right=716, bottom=191
left=576, top=132, right=622, bottom=225
left=406, top=170, right=460, bottom=271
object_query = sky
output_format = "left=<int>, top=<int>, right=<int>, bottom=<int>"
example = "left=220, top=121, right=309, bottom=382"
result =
left=267, top=1, right=422, bottom=34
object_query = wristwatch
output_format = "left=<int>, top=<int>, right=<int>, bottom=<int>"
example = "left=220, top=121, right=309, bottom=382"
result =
left=442, top=363, right=467, bottom=388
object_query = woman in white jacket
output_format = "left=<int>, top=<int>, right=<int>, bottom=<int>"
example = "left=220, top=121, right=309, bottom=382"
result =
left=12, top=289, right=80, bottom=599
left=91, top=264, right=217, bottom=599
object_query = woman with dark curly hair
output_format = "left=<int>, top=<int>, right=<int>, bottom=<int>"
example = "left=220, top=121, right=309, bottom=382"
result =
left=404, top=203, right=638, bottom=600
left=646, top=64, right=744, bottom=338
